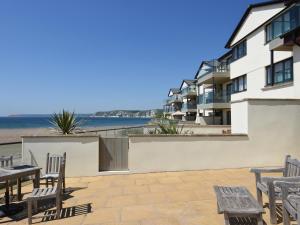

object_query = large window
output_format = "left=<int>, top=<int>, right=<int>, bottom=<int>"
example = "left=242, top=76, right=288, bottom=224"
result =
left=266, top=5, right=300, bottom=42
left=266, top=57, right=293, bottom=86
left=232, top=40, right=247, bottom=61
left=232, top=75, right=247, bottom=93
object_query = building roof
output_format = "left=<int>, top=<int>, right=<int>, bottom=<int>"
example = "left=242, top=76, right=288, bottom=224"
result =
left=182, top=79, right=197, bottom=86
left=194, top=60, right=217, bottom=79
left=179, top=79, right=197, bottom=90
left=168, top=88, right=181, bottom=96
left=225, top=0, right=285, bottom=48
left=169, top=88, right=181, bottom=94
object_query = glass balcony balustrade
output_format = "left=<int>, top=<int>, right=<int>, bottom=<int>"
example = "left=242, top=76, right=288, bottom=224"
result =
left=182, top=102, right=197, bottom=111
left=197, top=91, right=231, bottom=105
left=169, top=94, right=182, bottom=102
left=181, top=86, right=197, bottom=96
left=198, top=61, right=230, bottom=79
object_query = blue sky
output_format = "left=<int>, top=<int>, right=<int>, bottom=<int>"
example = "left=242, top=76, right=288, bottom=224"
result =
left=0, top=0, right=263, bottom=116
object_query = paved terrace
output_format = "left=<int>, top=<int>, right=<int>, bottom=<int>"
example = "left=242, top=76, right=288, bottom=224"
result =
left=0, top=168, right=286, bottom=225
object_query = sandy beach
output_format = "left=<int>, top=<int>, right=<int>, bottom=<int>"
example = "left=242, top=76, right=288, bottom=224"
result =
left=0, top=128, right=52, bottom=143
left=0, top=125, right=146, bottom=144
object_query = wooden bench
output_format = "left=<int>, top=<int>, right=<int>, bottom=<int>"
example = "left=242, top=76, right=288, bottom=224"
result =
left=214, top=186, right=265, bottom=225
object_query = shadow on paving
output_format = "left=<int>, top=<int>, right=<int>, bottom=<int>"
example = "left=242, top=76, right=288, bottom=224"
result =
left=41, top=203, right=91, bottom=222
left=0, top=186, right=88, bottom=223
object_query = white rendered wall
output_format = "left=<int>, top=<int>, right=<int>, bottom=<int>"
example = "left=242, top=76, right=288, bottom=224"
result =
left=231, top=3, right=285, bottom=46
left=22, top=136, right=99, bottom=177
left=230, top=27, right=294, bottom=102
left=129, top=99, right=300, bottom=173
left=231, top=100, right=248, bottom=134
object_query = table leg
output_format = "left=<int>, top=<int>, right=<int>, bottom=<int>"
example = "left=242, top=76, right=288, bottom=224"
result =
left=34, top=170, right=40, bottom=188
left=224, top=213, right=230, bottom=225
left=17, top=178, right=22, bottom=201
left=5, top=181, right=9, bottom=207
left=257, top=214, right=264, bottom=225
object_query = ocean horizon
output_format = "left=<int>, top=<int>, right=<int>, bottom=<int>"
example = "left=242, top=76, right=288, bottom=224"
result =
left=0, top=116, right=151, bottom=129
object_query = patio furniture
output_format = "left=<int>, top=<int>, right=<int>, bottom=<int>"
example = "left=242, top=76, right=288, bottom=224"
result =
left=0, top=165, right=41, bottom=207
left=0, top=156, right=14, bottom=198
left=275, top=181, right=300, bottom=225
left=214, top=186, right=265, bottom=225
left=40, top=152, right=66, bottom=192
left=26, top=158, right=65, bottom=224
left=250, top=155, right=300, bottom=224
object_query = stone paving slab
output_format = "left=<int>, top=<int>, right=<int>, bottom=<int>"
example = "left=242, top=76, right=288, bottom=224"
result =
left=0, top=168, right=290, bottom=225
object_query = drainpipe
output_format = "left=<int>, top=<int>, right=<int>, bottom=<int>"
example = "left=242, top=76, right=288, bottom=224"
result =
left=270, top=50, right=274, bottom=86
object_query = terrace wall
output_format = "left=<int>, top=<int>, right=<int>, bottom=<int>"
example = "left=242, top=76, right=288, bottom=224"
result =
left=22, top=136, right=99, bottom=177
left=128, top=99, right=300, bottom=173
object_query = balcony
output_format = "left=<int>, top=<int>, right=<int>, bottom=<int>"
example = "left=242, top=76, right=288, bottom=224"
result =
left=181, top=86, right=197, bottom=97
left=181, top=102, right=197, bottom=112
left=197, top=92, right=231, bottom=110
left=169, top=94, right=182, bottom=103
left=197, top=61, right=230, bottom=85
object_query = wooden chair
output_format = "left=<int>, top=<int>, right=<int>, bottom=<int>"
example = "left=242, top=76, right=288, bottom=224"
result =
left=275, top=181, right=300, bottom=225
left=250, top=155, right=300, bottom=224
left=0, top=156, right=14, bottom=198
left=40, top=153, right=66, bottom=192
left=26, top=158, right=65, bottom=224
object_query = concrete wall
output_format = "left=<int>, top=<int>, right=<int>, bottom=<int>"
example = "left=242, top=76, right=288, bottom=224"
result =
left=144, top=125, right=230, bottom=135
left=129, top=99, right=300, bottom=173
left=22, top=136, right=99, bottom=177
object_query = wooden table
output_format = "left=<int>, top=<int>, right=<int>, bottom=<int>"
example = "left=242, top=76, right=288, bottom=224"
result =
left=0, top=165, right=41, bottom=207
left=214, top=186, right=265, bottom=225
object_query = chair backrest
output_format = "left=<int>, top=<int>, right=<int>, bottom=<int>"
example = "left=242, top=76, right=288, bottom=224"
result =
left=0, top=156, right=13, bottom=168
left=56, top=158, right=65, bottom=197
left=283, top=155, right=300, bottom=177
left=45, top=152, right=66, bottom=175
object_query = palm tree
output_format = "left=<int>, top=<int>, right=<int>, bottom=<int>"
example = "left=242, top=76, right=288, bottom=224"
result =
left=50, top=110, right=81, bottom=134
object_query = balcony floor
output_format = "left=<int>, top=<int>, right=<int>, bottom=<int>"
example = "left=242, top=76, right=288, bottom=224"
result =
left=1, top=168, right=288, bottom=225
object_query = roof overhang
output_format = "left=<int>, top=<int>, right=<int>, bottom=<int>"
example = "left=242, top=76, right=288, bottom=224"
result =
left=225, top=0, right=286, bottom=49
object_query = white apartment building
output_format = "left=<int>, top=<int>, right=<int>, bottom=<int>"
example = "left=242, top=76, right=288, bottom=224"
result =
left=226, top=0, right=300, bottom=133
left=179, top=80, right=197, bottom=121
left=194, top=52, right=232, bottom=125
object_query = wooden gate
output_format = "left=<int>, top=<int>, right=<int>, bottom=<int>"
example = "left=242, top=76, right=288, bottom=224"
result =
left=99, top=137, right=129, bottom=171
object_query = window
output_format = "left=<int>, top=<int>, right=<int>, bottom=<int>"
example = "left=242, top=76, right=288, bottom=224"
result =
left=265, top=57, right=293, bottom=86
left=232, top=75, right=247, bottom=93
left=265, top=5, right=300, bottom=42
left=232, top=40, right=247, bottom=61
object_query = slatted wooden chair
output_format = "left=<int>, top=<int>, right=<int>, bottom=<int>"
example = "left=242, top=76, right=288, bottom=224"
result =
left=26, top=158, right=65, bottom=224
left=0, top=156, right=14, bottom=198
left=40, top=153, right=66, bottom=192
left=275, top=181, right=300, bottom=225
left=250, top=155, right=300, bottom=224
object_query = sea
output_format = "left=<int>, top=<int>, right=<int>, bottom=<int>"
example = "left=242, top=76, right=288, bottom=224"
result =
left=0, top=116, right=151, bottom=129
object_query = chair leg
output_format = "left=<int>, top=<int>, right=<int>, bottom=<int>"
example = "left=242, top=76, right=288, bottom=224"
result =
left=28, top=200, right=32, bottom=225
left=268, top=191, right=277, bottom=224
left=297, top=201, right=300, bottom=225
left=257, top=187, right=263, bottom=206
left=33, top=200, right=38, bottom=213
left=63, top=178, right=66, bottom=193
left=282, top=202, right=291, bottom=225
left=51, top=178, right=54, bottom=187
left=46, top=178, right=48, bottom=187
left=56, top=198, right=61, bottom=219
